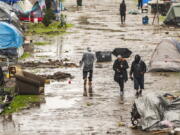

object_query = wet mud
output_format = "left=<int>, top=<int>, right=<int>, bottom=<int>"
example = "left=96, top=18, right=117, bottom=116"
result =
left=0, top=0, right=180, bottom=135
left=19, top=59, right=78, bottom=68
left=39, top=71, right=72, bottom=81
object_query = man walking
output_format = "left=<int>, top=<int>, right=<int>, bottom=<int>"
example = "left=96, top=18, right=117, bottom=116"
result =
left=130, top=55, right=146, bottom=97
left=80, top=47, right=95, bottom=87
left=113, top=55, right=129, bottom=100
left=119, top=0, right=126, bottom=24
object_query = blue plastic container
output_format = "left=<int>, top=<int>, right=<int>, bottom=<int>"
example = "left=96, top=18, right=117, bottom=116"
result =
left=142, top=16, right=149, bottom=24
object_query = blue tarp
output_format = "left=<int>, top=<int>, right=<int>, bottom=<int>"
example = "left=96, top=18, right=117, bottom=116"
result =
left=0, top=22, right=23, bottom=49
left=0, top=0, right=20, bottom=4
left=142, top=0, right=149, bottom=5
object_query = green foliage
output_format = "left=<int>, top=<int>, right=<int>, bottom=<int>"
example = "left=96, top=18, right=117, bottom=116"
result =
left=19, top=52, right=31, bottom=60
left=26, top=22, right=73, bottom=36
left=42, top=9, right=55, bottom=27
left=34, top=42, right=50, bottom=46
left=3, top=95, right=41, bottom=114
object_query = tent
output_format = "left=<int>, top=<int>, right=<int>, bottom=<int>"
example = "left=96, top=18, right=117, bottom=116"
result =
left=14, top=0, right=45, bottom=22
left=164, top=3, right=180, bottom=26
left=0, top=22, right=24, bottom=58
left=149, top=39, right=180, bottom=72
left=0, top=0, right=20, bottom=4
left=0, top=1, right=23, bottom=31
left=0, top=22, right=23, bottom=49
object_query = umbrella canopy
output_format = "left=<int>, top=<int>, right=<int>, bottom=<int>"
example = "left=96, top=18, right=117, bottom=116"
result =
left=112, top=48, right=132, bottom=58
left=0, top=22, right=23, bottom=49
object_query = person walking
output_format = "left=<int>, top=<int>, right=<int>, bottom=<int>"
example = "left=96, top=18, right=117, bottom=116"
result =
left=80, top=47, right=95, bottom=87
left=138, top=0, right=143, bottom=9
left=130, top=55, right=146, bottom=97
left=113, top=55, right=129, bottom=99
left=119, top=0, right=126, bottom=24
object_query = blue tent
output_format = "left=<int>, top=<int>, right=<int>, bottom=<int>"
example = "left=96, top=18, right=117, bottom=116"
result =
left=0, top=22, right=23, bottom=49
left=0, top=0, right=20, bottom=4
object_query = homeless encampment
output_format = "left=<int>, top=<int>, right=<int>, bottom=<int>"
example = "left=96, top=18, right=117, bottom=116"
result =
left=149, top=39, right=180, bottom=72
left=131, top=93, right=180, bottom=131
left=164, top=3, right=180, bottom=26
left=13, top=0, right=46, bottom=22
left=0, top=1, right=23, bottom=31
left=0, top=22, right=24, bottom=58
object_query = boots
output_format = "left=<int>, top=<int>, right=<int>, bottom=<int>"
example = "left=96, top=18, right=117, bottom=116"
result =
left=84, top=79, right=87, bottom=86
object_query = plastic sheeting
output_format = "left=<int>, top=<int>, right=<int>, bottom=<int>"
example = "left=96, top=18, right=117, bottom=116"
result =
left=0, top=22, right=23, bottom=49
left=164, top=3, right=180, bottom=26
left=149, top=39, right=180, bottom=72
left=134, top=93, right=180, bottom=131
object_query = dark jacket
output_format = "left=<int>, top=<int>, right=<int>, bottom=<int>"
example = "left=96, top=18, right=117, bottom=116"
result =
left=130, top=60, right=146, bottom=78
left=113, top=59, right=129, bottom=83
left=120, top=2, right=126, bottom=15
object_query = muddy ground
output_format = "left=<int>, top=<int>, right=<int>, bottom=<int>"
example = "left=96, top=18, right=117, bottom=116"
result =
left=0, top=0, right=180, bottom=135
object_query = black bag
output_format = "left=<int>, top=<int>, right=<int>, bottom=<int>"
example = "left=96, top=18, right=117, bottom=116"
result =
left=96, top=51, right=112, bottom=62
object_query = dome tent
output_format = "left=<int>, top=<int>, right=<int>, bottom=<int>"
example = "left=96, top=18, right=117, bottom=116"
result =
left=149, top=39, right=180, bottom=72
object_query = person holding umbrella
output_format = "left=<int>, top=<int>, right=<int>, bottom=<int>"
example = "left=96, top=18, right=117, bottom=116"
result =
left=113, top=55, right=129, bottom=100
left=130, top=55, right=147, bottom=98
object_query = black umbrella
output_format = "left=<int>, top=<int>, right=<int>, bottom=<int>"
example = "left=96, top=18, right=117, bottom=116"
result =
left=112, top=48, right=132, bottom=58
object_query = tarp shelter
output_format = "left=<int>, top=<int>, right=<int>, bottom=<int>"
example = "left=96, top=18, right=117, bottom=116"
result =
left=131, top=93, right=180, bottom=131
left=164, top=3, right=180, bottom=26
left=0, top=22, right=23, bottom=49
left=0, top=1, right=23, bottom=31
left=0, top=0, right=20, bottom=4
left=149, top=39, right=180, bottom=72
left=14, top=0, right=45, bottom=22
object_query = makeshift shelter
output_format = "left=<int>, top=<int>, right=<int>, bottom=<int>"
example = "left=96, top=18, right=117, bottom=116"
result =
left=0, top=1, right=23, bottom=31
left=0, top=22, right=24, bottom=57
left=14, top=0, right=45, bottom=22
left=164, top=3, right=180, bottom=26
left=149, top=39, right=180, bottom=72
left=131, top=93, right=180, bottom=131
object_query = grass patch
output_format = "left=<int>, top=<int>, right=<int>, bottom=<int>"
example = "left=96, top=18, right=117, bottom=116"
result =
left=34, top=41, right=50, bottom=46
left=19, top=52, right=31, bottom=60
left=3, top=95, right=42, bottom=114
left=159, top=16, right=166, bottom=23
left=26, top=22, right=73, bottom=36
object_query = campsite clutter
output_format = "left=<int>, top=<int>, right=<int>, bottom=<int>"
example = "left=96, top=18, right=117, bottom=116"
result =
left=0, top=0, right=179, bottom=134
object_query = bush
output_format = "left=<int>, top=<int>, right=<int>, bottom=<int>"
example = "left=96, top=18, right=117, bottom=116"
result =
left=42, top=9, right=55, bottom=27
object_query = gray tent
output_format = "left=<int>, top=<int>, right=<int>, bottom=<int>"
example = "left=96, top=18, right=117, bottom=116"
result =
left=149, top=39, right=180, bottom=72
left=164, top=3, right=180, bottom=26
left=0, top=1, right=23, bottom=31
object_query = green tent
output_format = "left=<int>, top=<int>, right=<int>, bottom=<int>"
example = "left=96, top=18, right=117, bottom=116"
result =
left=164, top=3, right=180, bottom=26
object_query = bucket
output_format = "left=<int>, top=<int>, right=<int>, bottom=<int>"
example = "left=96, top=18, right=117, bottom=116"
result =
left=142, top=16, right=149, bottom=24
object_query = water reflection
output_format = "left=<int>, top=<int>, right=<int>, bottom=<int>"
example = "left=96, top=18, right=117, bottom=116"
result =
left=83, top=85, right=93, bottom=98
left=0, top=115, right=20, bottom=135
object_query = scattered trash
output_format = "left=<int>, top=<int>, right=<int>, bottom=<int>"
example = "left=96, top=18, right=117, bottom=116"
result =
left=40, top=71, right=72, bottom=81
left=19, top=59, right=78, bottom=68
left=128, top=9, right=140, bottom=15
left=118, top=122, right=125, bottom=127
left=15, top=71, right=45, bottom=95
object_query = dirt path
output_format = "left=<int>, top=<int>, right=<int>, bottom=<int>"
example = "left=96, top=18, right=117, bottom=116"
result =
left=0, top=0, right=180, bottom=135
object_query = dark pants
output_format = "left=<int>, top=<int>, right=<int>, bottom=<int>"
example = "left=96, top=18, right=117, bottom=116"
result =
left=83, top=70, right=93, bottom=81
left=138, top=0, right=143, bottom=9
left=120, top=14, right=126, bottom=24
left=77, top=0, right=82, bottom=6
left=134, top=76, right=144, bottom=90
left=119, top=79, right=124, bottom=92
